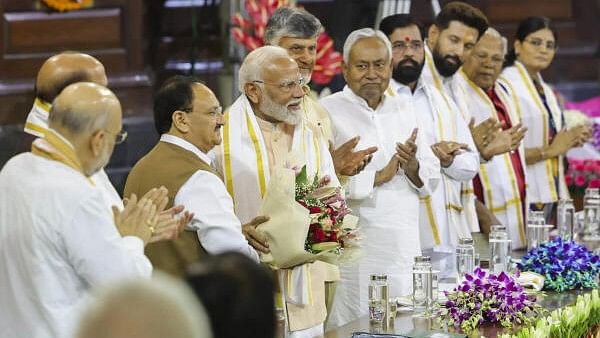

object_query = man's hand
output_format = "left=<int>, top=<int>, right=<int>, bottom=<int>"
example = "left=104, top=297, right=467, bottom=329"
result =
left=573, top=124, right=592, bottom=147
left=469, top=117, right=501, bottom=154
left=113, top=193, right=157, bottom=245
left=548, top=128, right=581, bottom=157
left=330, top=137, right=378, bottom=176
left=148, top=205, right=192, bottom=244
left=508, top=123, right=527, bottom=150
left=396, top=128, right=423, bottom=187
left=431, top=141, right=470, bottom=168
left=242, top=215, right=270, bottom=253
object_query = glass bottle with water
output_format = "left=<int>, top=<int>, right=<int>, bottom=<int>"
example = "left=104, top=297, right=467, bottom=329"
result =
left=456, top=238, right=475, bottom=280
left=527, top=210, right=551, bottom=250
left=584, top=188, right=600, bottom=240
left=557, top=199, right=575, bottom=241
left=489, top=225, right=512, bottom=273
left=412, top=256, right=432, bottom=314
left=368, top=274, right=388, bottom=324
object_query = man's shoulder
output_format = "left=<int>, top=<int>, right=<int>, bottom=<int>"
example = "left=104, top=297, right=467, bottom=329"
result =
left=318, top=91, right=348, bottom=112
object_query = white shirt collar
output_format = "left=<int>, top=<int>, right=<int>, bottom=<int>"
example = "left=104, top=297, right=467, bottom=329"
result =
left=160, top=134, right=212, bottom=165
left=342, top=85, right=387, bottom=112
left=390, top=78, right=425, bottom=96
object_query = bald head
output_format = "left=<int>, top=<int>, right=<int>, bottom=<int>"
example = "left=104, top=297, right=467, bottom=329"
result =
left=76, top=275, right=212, bottom=338
left=36, top=52, right=107, bottom=103
left=49, top=82, right=120, bottom=135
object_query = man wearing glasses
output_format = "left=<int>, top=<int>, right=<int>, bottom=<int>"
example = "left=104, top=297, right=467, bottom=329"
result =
left=380, top=14, right=479, bottom=278
left=212, top=46, right=340, bottom=338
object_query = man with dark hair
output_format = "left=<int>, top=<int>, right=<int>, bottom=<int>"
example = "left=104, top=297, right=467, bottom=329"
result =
left=265, top=7, right=378, bottom=178
left=380, top=13, right=478, bottom=277
left=124, top=76, right=269, bottom=277
left=186, top=252, right=275, bottom=338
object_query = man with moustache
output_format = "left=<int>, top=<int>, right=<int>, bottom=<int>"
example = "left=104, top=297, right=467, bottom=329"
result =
left=380, top=14, right=478, bottom=277
left=125, top=76, right=268, bottom=277
left=264, top=7, right=378, bottom=177
left=319, top=28, right=440, bottom=327
left=212, top=46, right=339, bottom=337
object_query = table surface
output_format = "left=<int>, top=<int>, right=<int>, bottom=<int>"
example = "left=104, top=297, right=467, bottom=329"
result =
left=323, top=289, right=588, bottom=338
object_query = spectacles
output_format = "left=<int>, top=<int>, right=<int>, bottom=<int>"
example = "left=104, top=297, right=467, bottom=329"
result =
left=525, top=38, right=557, bottom=51
left=252, top=77, right=305, bottom=93
left=392, top=41, right=423, bottom=53
left=104, top=129, right=128, bottom=144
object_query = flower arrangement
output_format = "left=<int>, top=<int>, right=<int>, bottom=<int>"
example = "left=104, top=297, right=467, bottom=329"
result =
left=41, top=0, right=93, bottom=12
left=231, top=0, right=342, bottom=85
left=565, top=158, right=600, bottom=195
left=293, top=165, right=356, bottom=254
left=439, top=267, right=545, bottom=333
left=517, top=238, right=600, bottom=292
left=500, top=289, right=600, bottom=338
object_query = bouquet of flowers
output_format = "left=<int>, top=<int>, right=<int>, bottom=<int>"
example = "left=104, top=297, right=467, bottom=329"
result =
left=517, top=238, right=600, bottom=292
left=257, top=163, right=358, bottom=269
left=565, top=158, right=600, bottom=195
left=230, top=0, right=343, bottom=85
left=439, top=267, right=545, bottom=333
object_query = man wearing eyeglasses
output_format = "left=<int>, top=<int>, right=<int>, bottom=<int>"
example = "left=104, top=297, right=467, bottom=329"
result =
left=378, top=14, right=479, bottom=278
left=212, top=46, right=340, bottom=338
left=0, top=83, right=185, bottom=338
left=264, top=7, right=378, bottom=178
left=124, top=76, right=267, bottom=277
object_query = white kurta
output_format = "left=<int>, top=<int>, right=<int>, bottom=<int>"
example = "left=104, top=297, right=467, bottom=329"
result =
left=320, top=86, right=441, bottom=328
left=420, top=45, right=480, bottom=234
left=391, top=78, right=479, bottom=257
left=0, top=153, right=151, bottom=338
left=454, top=71, right=528, bottom=248
left=501, top=61, right=568, bottom=204
left=23, top=99, right=123, bottom=210
left=159, top=134, right=259, bottom=262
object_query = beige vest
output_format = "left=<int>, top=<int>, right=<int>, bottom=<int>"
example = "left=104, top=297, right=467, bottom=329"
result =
left=124, top=141, right=216, bottom=277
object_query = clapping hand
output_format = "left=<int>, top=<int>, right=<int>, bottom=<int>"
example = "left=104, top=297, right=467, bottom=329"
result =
left=330, top=137, right=378, bottom=176
left=431, top=141, right=470, bottom=167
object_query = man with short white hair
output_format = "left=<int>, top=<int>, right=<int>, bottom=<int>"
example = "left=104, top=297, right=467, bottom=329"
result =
left=457, top=28, right=528, bottom=248
left=0, top=83, right=182, bottom=338
left=320, top=28, right=440, bottom=327
left=264, top=7, right=378, bottom=177
left=212, top=45, right=339, bottom=337
left=76, top=274, right=212, bottom=338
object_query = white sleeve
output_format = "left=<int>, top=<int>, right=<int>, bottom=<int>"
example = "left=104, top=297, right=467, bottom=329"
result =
left=175, top=170, right=259, bottom=262
left=442, top=113, right=480, bottom=181
left=346, top=169, right=376, bottom=200
left=63, top=194, right=152, bottom=287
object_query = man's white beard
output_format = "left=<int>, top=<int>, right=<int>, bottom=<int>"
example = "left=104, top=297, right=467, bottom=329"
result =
left=259, top=94, right=302, bottom=125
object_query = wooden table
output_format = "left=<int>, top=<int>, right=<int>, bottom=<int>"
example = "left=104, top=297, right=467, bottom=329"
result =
left=324, top=289, right=590, bottom=338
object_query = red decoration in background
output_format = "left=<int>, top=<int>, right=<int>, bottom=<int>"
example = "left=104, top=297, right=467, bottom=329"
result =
left=231, top=0, right=342, bottom=85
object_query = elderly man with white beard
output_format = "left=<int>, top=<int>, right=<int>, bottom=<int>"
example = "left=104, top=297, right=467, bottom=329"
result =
left=211, top=45, right=339, bottom=338
left=319, top=28, right=441, bottom=328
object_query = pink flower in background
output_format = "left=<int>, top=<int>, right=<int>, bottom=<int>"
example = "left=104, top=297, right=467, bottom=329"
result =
left=574, top=163, right=586, bottom=172
left=575, top=175, right=586, bottom=187
left=590, top=179, right=600, bottom=189
left=565, top=175, right=573, bottom=186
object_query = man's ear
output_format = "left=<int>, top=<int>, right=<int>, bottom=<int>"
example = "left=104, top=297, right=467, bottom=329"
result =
left=90, top=130, right=104, bottom=157
left=244, top=83, right=261, bottom=105
left=342, top=61, right=349, bottom=83
left=428, top=24, right=439, bottom=48
left=171, top=110, right=190, bottom=133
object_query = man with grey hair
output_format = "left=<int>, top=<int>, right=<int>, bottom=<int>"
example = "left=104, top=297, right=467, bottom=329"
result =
left=265, top=7, right=378, bottom=178
left=212, top=45, right=340, bottom=337
left=457, top=28, right=529, bottom=249
left=320, top=28, right=440, bottom=327
left=0, top=82, right=183, bottom=338
left=76, top=274, right=212, bottom=338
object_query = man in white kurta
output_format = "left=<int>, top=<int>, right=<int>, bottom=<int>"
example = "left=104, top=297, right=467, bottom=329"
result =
left=320, top=28, right=440, bottom=328
left=380, top=14, right=479, bottom=276
left=212, top=46, right=338, bottom=338
left=0, top=83, right=153, bottom=338
left=23, top=52, right=122, bottom=209
left=457, top=29, right=528, bottom=249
